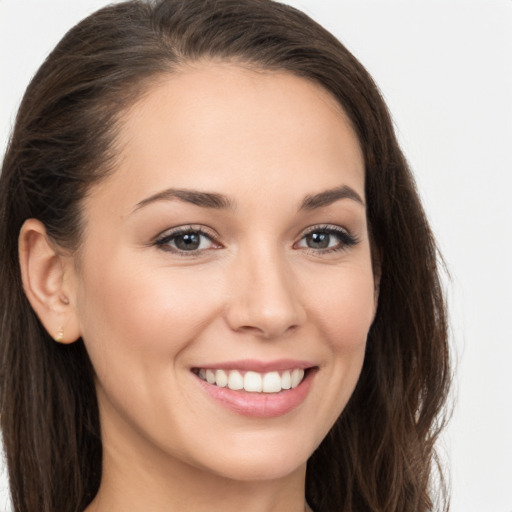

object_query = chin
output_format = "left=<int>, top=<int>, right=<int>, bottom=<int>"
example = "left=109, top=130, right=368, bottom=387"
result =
left=208, top=456, right=308, bottom=483
left=187, top=432, right=315, bottom=483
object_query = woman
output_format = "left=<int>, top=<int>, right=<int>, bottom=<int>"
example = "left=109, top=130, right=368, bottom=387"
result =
left=0, top=1, right=451, bottom=511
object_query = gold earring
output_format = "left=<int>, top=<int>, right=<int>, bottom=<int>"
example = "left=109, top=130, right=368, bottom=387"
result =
left=54, top=327, right=64, bottom=343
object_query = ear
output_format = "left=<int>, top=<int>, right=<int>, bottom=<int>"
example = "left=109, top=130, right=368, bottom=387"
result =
left=18, top=219, right=81, bottom=344
left=371, top=250, right=382, bottom=318
left=373, top=265, right=381, bottom=314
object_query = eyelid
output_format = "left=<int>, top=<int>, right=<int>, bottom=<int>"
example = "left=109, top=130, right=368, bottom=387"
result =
left=296, top=223, right=352, bottom=240
left=154, top=224, right=218, bottom=242
left=151, top=223, right=358, bottom=256
left=153, top=224, right=222, bottom=253
left=294, top=224, right=359, bottom=252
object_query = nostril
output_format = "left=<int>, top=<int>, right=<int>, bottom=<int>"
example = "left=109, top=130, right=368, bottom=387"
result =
left=236, top=323, right=299, bottom=340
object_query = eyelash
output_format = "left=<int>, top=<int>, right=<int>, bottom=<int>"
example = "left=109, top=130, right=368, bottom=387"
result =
left=153, top=224, right=359, bottom=256
left=154, top=225, right=219, bottom=255
left=295, top=224, right=359, bottom=254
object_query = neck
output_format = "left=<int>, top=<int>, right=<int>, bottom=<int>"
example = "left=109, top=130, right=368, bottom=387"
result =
left=87, top=460, right=308, bottom=512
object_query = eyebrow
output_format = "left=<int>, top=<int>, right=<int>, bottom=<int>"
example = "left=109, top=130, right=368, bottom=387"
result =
left=132, top=184, right=364, bottom=213
left=299, top=185, right=365, bottom=210
left=133, top=188, right=234, bottom=212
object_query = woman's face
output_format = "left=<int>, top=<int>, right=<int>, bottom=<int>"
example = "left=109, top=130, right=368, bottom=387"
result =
left=70, top=63, right=377, bottom=483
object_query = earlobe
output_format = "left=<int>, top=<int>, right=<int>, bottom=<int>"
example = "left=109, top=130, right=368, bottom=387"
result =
left=18, top=219, right=81, bottom=344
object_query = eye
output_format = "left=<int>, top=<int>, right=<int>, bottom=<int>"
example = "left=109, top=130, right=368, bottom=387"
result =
left=295, top=225, right=358, bottom=253
left=154, top=226, right=219, bottom=254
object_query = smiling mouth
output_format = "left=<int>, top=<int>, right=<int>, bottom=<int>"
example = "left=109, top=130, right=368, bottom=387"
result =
left=192, top=368, right=309, bottom=393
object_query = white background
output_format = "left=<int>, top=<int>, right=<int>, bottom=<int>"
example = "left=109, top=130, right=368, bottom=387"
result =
left=1, top=1, right=511, bottom=511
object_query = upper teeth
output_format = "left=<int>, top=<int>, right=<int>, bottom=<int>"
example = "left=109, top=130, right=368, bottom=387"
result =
left=198, top=368, right=305, bottom=393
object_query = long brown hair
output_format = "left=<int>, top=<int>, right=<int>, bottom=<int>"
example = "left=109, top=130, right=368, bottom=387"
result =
left=0, top=1, right=451, bottom=511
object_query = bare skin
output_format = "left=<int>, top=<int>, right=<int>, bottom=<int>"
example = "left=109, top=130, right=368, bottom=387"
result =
left=20, top=62, right=377, bottom=512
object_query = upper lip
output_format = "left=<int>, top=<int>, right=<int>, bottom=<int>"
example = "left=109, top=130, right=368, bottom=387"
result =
left=192, top=359, right=316, bottom=372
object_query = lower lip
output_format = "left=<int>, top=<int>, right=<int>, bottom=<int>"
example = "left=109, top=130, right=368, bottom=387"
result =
left=194, top=370, right=316, bottom=418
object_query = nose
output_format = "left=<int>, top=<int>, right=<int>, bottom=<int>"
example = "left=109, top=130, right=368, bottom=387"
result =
left=224, top=247, right=306, bottom=339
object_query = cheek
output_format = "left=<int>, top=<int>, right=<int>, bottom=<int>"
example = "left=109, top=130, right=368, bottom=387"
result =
left=290, top=261, right=376, bottom=443
left=311, top=262, right=376, bottom=349
left=75, top=256, right=223, bottom=373
left=311, top=262, right=375, bottom=394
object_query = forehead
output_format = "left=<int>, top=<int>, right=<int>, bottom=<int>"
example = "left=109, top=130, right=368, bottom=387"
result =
left=91, top=62, right=365, bottom=212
